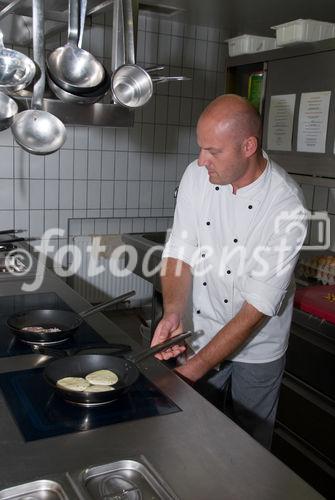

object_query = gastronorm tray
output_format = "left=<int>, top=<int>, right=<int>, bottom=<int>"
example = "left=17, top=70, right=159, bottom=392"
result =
left=0, top=479, right=70, bottom=500
left=68, top=457, right=179, bottom=500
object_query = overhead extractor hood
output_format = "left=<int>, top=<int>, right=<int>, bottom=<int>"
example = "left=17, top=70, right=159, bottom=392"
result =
left=0, top=0, right=139, bottom=127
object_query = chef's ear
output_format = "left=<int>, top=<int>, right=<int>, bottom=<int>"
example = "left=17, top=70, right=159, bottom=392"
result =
left=243, top=136, right=258, bottom=158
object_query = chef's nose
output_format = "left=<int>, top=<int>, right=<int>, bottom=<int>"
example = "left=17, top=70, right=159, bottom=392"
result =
left=198, top=149, right=209, bottom=167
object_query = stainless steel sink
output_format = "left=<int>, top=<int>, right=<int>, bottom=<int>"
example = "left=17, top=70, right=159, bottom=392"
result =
left=140, top=232, right=167, bottom=245
left=0, top=480, right=70, bottom=500
left=69, top=458, right=178, bottom=500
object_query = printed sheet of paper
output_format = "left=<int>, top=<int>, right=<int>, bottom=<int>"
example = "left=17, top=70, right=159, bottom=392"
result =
left=297, top=91, right=331, bottom=153
left=267, top=94, right=296, bottom=151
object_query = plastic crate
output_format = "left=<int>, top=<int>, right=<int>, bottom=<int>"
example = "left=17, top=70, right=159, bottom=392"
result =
left=225, top=34, right=276, bottom=57
left=271, top=19, right=335, bottom=46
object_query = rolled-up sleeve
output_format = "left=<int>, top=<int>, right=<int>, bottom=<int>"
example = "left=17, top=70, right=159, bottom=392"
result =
left=239, top=203, right=307, bottom=316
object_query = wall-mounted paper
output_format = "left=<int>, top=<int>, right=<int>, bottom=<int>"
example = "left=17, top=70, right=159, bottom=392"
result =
left=267, top=94, right=296, bottom=151
left=297, top=91, right=331, bottom=153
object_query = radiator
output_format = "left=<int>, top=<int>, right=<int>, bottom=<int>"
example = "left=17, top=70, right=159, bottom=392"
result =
left=70, top=235, right=153, bottom=307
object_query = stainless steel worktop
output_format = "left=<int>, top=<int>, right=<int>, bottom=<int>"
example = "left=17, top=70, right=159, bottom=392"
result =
left=0, top=265, right=322, bottom=499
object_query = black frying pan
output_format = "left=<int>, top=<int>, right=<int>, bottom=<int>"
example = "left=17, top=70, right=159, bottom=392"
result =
left=44, top=331, right=192, bottom=406
left=7, top=290, right=135, bottom=344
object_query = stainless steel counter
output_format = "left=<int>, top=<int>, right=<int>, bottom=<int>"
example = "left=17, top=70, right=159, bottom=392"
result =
left=0, top=266, right=322, bottom=499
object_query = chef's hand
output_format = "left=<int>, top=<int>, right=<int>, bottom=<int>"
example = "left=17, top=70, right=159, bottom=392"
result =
left=150, top=312, right=186, bottom=360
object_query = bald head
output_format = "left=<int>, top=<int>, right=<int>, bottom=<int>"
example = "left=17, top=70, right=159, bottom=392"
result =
left=198, top=94, right=262, bottom=148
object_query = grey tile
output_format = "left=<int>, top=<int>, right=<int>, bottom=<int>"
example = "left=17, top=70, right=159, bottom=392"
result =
left=191, top=99, right=206, bottom=126
left=74, top=127, right=89, bottom=149
left=142, top=97, right=156, bottom=124
left=141, top=124, right=154, bottom=152
left=14, top=148, right=29, bottom=178
left=107, top=218, right=120, bottom=233
left=157, top=218, right=171, bottom=231
left=208, top=27, right=220, bottom=42
left=138, top=13, right=146, bottom=31
left=178, top=126, right=190, bottom=153
left=180, top=68, right=194, bottom=98
left=182, top=38, right=195, bottom=68
left=44, top=180, right=59, bottom=209
left=313, top=186, right=329, bottom=211
left=101, top=180, right=114, bottom=209
left=189, top=128, right=199, bottom=154
left=170, top=36, right=183, bottom=67
left=159, top=19, right=172, bottom=35
left=90, top=24, right=104, bottom=57
left=140, top=153, right=153, bottom=180
left=126, top=181, right=140, bottom=208
left=184, top=24, right=196, bottom=38
left=0, top=210, right=13, bottom=229
left=0, top=128, right=13, bottom=146
left=205, top=72, right=217, bottom=100
left=44, top=210, right=59, bottom=232
left=0, top=179, right=13, bottom=209
left=172, top=21, right=184, bottom=37
left=87, top=180, right=101, bottom=209
left=30, top=180, right=44, bottom=209
left=74, top=150, right=88, bottom=179
left=139, top=181, right=152, bottom=208
left=145, top=32, right=158, bottom=65
left=73, top=180, right=87, bottom=209
left=45, top=151, right=60, bottom=179
left=144, top=218, right=157, bottom=232
left=301, top=184, right=314, bottom=210
left=152, top=153, right=165, bottom=181
left=206, top=42, right=219, bottom=71
left=146, top=16, right=159, bottom=33
left=115, top=151, right=128, bottom=180
left=196, top=25, right=208, bottom=41
left=114, top=181, right=127, bottom=209
left=81, top=219, right=95, bottom=235
left=154, top=124, right=167, bottom=153
left=151, top=208, right=163, bottom=217
left=129, top=123, right=142, bottom=151
left=177, top=155, right=189, bottom=179
left=69, top=219, right=82, bottom=236
left=113, top=209, right=126, bottom=217
left=59, top=180, right=74, bottom=209
left=193, top=70, right=206, bottom=98
left=59, top=150, right=73, bottom=179
left=88, top=150, right=102, bottom=179
left=58, top=210, right=73, bottom=236
left=139, top=208, right=151, bottom=217
left=102, top=151, right=115, bottom=180
left=115, top=128, right=129, bottom=151
left=0, top=147, right=14, bottom=177
left=102, top=128, right=115, bottom=150
left=179, top=98, right=192, bottom=126
left=30, top=210, right=44, bottom=238
left=14, top=210, right=29, bottom=234
left=127, top=152, right=140, bottom=180
left=328, top=188, right=335, bottom=214
left=94, top=219, right=108, bottom=234
left=162, top=208, right=174, bottom=217
left=195, top=39, right=207, bottom=70
left=163, top=182, right=176, bottom=208
left=166, top=125, right=178, bottom=153
left=165, top=154, right=177, bottom=181
left=132, top=218, right=145, bottom=232
left=216, top=71, right=225, bottom=95
left=126, top=208, right=139, bottom=217
left=30, top=155, right=44, bottom=179
left=88, top=127, right=103, bottom=150
left=151, top=181, right=164, bottom=208
left=157, top=34, right=171, bottom=66
left=167, top=96, right=180, bottom=124
left=136, top=29, right=145, bottom=62
left=14, top=179, right=29, bottom=209
left=155, top=96, right=168, bottom=124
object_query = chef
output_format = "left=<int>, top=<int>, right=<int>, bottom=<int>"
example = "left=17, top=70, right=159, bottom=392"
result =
left=151, top=94, right=307, bottom=448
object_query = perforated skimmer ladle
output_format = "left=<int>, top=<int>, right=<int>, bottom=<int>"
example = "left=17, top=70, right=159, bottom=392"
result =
left=11, top=0, right=66, bottom=155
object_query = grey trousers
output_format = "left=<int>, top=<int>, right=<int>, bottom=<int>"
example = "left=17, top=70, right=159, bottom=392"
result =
left=195, top=355, right=286, bottom=449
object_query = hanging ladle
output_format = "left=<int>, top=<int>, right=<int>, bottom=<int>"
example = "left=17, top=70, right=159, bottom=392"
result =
left=0, top=91, right=18, bottom=131
left=47, top=0, right=105, bottom=93
left=11, top=0, right=66, bottom=155
left=0, top=29, right=35, bottom=93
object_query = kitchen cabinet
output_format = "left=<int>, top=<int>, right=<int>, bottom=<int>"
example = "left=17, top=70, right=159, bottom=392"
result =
left=225, top=38, right=335, bottom=178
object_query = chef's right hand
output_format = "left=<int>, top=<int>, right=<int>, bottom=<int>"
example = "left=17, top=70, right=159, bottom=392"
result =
left=150, top=312, right=186, bottom=361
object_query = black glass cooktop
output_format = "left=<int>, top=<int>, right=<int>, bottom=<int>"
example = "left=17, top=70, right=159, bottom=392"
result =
left=0, top=292, right=107, bottom=357
left=0, top=367, right=181, bottom=441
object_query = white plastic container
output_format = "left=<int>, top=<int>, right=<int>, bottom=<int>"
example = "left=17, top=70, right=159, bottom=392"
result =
left=271, top=19, right=335, bottom=46
left=225, top=34, right=276, bottom=57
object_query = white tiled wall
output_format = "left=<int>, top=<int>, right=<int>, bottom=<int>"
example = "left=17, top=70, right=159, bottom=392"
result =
left=0, top=13, right=228, bottom=242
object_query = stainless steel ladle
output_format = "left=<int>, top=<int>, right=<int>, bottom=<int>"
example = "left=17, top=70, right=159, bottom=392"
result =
left=0, top=91, right=18, bottom=130
left=0, top=30, right=35, bottom=92
left=11, top=0, right=66, bottom=155
left=47, top=0, right=105, bottom=93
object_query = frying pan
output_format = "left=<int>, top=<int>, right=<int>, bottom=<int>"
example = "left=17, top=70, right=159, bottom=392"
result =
left=44, top=331, right=193, bottom=406
left=7, top=290, right=135, bottom=345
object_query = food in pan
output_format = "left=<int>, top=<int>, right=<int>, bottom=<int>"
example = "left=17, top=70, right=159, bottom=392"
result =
left=85, top=369, right=118, bottom=386
left=85, top=385, right=115, bottom=393
left=56, top=377, right=90, bottom=392
left=21, top=326, right=62, bottom=333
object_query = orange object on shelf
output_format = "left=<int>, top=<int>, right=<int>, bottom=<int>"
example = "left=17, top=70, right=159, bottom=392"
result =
left=294, top=285, right=335, bottom=325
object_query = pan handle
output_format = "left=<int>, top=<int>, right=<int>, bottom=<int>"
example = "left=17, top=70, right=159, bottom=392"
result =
left=129, top=330, right=194, bottom=364
left=78, top=290, right=136, bottom=318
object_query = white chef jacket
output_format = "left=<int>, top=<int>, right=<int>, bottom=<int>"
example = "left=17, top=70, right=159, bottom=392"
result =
left=162, top=153, right=307, bottom=363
